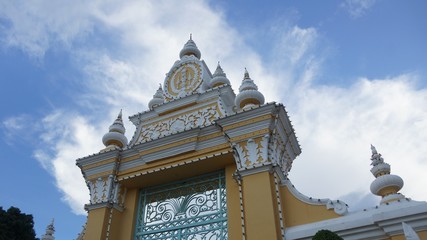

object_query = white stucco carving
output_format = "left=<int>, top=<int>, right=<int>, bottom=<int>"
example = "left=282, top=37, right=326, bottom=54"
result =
left=234, top=131, right=293, bottom=176
left=284, top=179, right=348, bottom=216
left=87, top=175, right=124, bottom=205
left=135, top=105, right=222, bottom=143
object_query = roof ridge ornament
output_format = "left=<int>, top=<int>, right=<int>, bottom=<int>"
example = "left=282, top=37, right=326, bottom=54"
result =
left=235, top=68, right=265, bottom=110
left=179, top=34, right=201, bottom=59
left=148, top=84, right=164, bottom=109
left=244, top=67, right=250, bottom=79
left=101, top=110, right=128, bottom=150
left=210, top=61, right=230, bottom=88
left=369, top=145, right=405, bottom=204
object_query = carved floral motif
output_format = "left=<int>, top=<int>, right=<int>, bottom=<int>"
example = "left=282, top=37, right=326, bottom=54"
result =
left=136, top=104, right=222, bottom=144
left=87, top=175, right=125, bottom=205
left=232, top=132, right=293, bottom=176
left=232, top=135, right=270, bottom=170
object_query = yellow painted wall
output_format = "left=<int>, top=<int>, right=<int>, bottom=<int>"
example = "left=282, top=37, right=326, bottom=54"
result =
left=108, top=188, right=139, bottom=239
left=84, top=207, right=109, bottom=239
left=242, top=171, right=280, bottom=240
left=225, top=164, right=243, bottom=239
left=281, top=185, right=340, bottom=227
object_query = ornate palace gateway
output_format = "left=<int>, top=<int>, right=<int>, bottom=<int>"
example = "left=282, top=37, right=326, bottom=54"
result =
left=76, top=37, right=427, bottom=239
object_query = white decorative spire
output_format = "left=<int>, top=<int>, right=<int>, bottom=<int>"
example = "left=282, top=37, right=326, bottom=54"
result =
left=209, top=62, right=230, bottom=88
left=179, top=34, right=201, bottom=59
left=102, top=110, right=128, bottom=149
left=41, top=219, right=55, bottom=240
left=369, top=145, right=405, bottom=204
left=148, top=84, right=164, bottom=109
left=235, top=68, right=265, bottom=110
left=402, top=222, right=420, bottom=240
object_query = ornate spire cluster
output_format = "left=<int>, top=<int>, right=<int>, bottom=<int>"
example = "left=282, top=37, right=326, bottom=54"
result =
left=209, top=62, right=230, bottom=88
left=41, top=219, right=55, bottom=240
left=235, top=68, right=265, bottom=110
left=102, top=110, right=128, bottom=150
left=369, top=145, right=405, bottom=204
left=148, top=84, right=164, bottom=109
left=179, top=34, right=201, bottom=60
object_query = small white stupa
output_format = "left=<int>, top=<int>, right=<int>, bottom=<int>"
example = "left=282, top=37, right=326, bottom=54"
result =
left=41, top=219, right=55, bottom=240
left=101, top=110, right=128, bottom=151
left=209, top=62, right=231, bottom=88
left=369, top=145, right=405, bottom=204
left=179, top=34, right=201, bottom=60
left=148, top=84, right=164, bottom=110
left=235, top=68, right=265, bottom=110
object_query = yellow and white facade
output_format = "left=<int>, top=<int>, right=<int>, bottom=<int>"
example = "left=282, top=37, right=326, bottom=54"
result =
left=76, top=37, right=427, bottom=240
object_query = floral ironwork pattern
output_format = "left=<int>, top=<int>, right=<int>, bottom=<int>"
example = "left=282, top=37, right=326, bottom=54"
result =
left=135, top=171, right=227, bottom=240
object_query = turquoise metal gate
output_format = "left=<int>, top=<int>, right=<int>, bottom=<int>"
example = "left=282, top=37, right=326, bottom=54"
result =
left=134, top=171, right=228, bottom=240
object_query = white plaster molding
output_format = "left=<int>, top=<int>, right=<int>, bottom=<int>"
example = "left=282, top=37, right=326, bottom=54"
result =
left=283, top=179, right=348, bottom=215
left=402, top=222, right=421, bottom=240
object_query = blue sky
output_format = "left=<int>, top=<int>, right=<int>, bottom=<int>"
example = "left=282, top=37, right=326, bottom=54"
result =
left=1, top=0, right=427, bottom=239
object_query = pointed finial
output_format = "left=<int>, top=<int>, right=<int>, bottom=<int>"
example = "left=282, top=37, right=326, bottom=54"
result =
left=371, top=144, right=377, bottom=155
left=369, top=145, right=405, bottom=204
left=148, top=85, right=165, bottom=109
left=179, top=35, right=201, bottom=59
left=244, top=68, right=250, bottom=79
left=118, top=109, right=122, bottom=120
left=102, top=110, right=128, bottom=149
left=235, top=67, right=265, bottom=110
left=41, top=219, right=55, bottom=240
left=209, top=61, right=230, bottom=88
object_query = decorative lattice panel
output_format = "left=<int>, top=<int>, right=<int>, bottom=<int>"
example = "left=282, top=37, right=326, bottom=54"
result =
left=135, top=171, right=228, bottom=240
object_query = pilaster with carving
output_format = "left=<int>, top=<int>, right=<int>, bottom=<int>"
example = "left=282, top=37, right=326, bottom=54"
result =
left=86, top=175, right=126, bottom=211
left=227, top=105, right=301, bottom=180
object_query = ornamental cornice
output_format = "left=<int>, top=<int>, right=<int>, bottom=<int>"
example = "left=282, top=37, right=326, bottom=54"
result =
left=76, top=150, right=119, bottom=168
left=117, top=150, right=233, bottom=182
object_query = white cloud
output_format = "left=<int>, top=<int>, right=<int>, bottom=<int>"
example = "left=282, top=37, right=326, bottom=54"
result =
left=1, top=114, right=38, bottom=144
left=288, top=74, right=427, bottom=206
left=0, top=0, right=96, bottom=58
left=2, top=0, right=427, bottom=217
left=341, top=0, right=377, bottom=18
left=36, top=110, right=105, bottom=214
